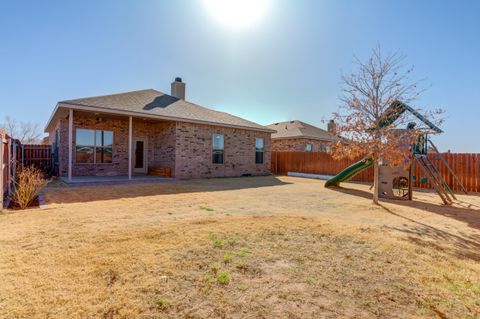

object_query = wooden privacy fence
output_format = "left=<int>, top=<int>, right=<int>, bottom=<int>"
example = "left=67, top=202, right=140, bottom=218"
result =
left=18, top=144, right=53, bottom=173
left=271, top=151, right=480, bottom=193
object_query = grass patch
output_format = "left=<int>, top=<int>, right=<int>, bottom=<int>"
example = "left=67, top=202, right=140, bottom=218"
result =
left=223, top=253, right=233, bottom=264
left=237, top=247, right=251, bottom=257
left=155, top=297, right=171, bottom=310
left=217, top=272, right=231, bottom=285
left=304, top=277, right=314, bottom=286
left=212, top=239, right=223, bottom=248
left=211, top=262, right=221, bottom=274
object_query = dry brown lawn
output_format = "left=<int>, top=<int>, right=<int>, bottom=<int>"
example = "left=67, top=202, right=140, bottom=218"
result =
left=1, top=176, right=480, bottom=319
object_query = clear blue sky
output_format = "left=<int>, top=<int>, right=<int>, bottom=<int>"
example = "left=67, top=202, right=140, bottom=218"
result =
left=0, top=0, right=478, bottom=152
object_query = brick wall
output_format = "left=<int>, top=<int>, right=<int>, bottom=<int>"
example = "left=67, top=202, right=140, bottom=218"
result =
left=175, top=122, right=271, bottom=179
left=132, top=120, right=176, bottom=173
left=50, top=113, right=176, bottom=177
left=271, top=138, right=332, bottom=152
left=49, top=111, right=271, bottom=179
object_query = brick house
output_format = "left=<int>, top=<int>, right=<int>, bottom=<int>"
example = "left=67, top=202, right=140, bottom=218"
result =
left=267, top=120, right=338, bottom=152
left=44, top=78, right=274, bottom=181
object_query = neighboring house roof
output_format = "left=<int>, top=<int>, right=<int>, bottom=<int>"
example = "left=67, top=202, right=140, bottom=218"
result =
left=267, top=120, right=338, bottom=142
left=45, top=89, right=274, bottom=133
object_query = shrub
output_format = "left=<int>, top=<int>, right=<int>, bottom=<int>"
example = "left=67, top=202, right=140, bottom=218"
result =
left=11, top=166, right=47, bottom=209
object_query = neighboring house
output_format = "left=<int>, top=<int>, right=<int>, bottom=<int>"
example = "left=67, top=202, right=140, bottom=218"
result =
left=267, top=120, right=338, bottom=152
left=45, top=78, right=274, bottom=181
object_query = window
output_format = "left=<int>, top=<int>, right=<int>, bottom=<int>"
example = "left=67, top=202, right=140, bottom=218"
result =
left=76, top=129, right=94, bottom=163
left=319, top=144, right=332, bottom=153
left=76, top=129, right=113, bottom=164
left=212, top=134, right=224, bottom=164
left=255, top=137, right=264, bottom=164
left=305, top=143, right=312, bottom=152
left=96, top=130, right=113, bottom=163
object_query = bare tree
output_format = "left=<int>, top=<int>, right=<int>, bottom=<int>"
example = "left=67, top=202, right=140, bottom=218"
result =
left=332, top=47, right=443, bottom=204
left=0, top=116, right=43, bottom=144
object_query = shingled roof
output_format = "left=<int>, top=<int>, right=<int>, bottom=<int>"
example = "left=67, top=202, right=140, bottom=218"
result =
left=45, top=89, right=273, bottom=133
left=267, top=120, right=338, bottom=142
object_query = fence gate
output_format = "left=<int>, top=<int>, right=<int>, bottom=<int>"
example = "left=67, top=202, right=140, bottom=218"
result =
left=19, top=144, right=53, bottom=174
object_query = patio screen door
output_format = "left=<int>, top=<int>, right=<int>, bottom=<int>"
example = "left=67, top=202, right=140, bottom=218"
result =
left=134, top=139, right=147, bottom=173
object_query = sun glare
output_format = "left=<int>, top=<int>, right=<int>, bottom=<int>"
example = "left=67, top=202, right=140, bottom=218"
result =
left=203, top=0, right=271, bottom=29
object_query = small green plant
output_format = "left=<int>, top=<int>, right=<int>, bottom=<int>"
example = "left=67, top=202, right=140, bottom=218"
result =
left=212, top=239, right=224, bottom=248
left=287, top=267, right=299, bottom=274
left=237, top=283, right=248, bottom=291
left=155, top=297, right=170, bottom=310
left=200, top=206, right=214, bottom=212
left=204, top=273, right=215, bottom=283
left=237, top=247, right=251, bottom=257
left=209, top=233, right=224, bottom=248
left=217, top=272, right=230, bottom=285
left=223, top=253, right=233, bottom=264
left=235, top=261, right=248, bottom=271
left=304, top=277, right=314, bottom=286
left=211, top=262, right=221, bottom=274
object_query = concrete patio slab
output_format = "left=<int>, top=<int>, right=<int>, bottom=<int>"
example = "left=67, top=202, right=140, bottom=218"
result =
left=60, top=175, right=173, bottom=186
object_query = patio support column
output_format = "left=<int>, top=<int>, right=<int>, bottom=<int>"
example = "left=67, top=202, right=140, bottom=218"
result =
left=128, top=116, right=132, bottom=180
left=68, top=109, right=73, bottom=182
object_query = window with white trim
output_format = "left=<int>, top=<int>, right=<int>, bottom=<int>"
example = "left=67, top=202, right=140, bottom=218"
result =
left=75, top=129, right=113, bottom=164
left=305, top=143, right=312, bottom=152
left=255, top=137, right=264, bottom=164
left=212, top=134, right=224, bottom=164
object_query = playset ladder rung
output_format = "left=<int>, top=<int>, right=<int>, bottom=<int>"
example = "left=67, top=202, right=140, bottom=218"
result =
left=427, top=139, right=468, bottom=194
left=423, top=155, right=457, bottom=200
left=415, top=155, right=452, bottom=205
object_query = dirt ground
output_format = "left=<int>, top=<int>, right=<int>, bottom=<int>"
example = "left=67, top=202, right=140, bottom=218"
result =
left=1, top=176, right=480, bottom=319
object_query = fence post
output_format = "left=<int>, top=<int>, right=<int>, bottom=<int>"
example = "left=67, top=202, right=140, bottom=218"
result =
left=0, top=135, right=3, bottom=210
left=7, top=138, right=11, bottom=195
left=12, top=141, right=17, bottom=191
left=275, top=151, right=278, bottom=174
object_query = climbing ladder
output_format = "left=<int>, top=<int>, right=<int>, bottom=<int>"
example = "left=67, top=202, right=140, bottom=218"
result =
left=414, top=154, right=455, bottom=205
left=427, top=140, right=468, bottom=194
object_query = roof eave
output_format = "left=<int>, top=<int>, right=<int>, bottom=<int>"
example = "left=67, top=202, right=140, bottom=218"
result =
left=48, top=102, right=275, bottom=133
left=271, top=135, right=338, bottom=142
left=44, top=103, right=61, bottom=133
